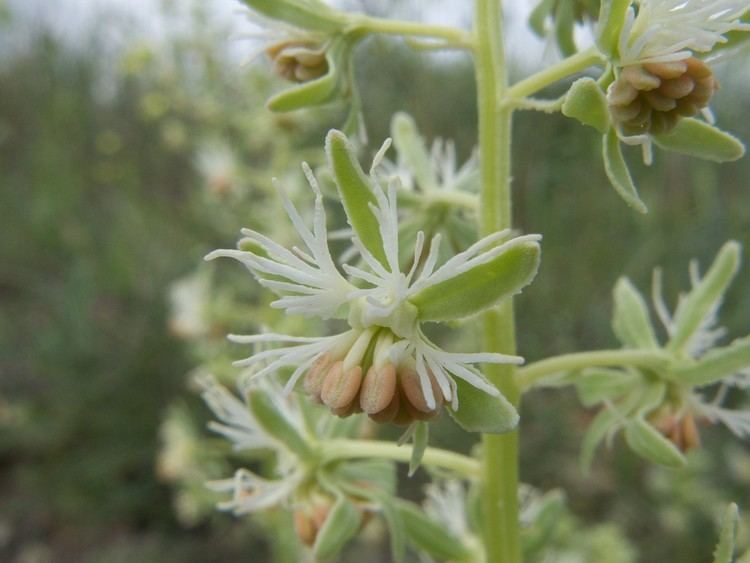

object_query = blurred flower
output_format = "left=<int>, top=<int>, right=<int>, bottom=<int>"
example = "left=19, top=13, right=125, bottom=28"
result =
left=167, top=272, right=210, bottom=339
left=194, top=142, right=239, bottom=197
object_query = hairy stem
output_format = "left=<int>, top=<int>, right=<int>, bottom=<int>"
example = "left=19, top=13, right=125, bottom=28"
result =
left=475, top=1, right=520, bottom=562
left=517, top=349, right=671, bottom=391
left=320, top=439, right=480, bottom=478
left=350, top=15, right=473, bottom=48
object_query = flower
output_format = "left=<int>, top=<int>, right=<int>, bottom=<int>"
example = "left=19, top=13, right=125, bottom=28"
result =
left=206, top=134, right=541, bottom=426
left=578, top=242, right=750, bottom=467
left=607, top=1, right=750, bottom=160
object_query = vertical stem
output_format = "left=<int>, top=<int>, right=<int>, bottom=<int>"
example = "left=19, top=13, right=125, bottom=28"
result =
left=474, top=1, right=520, bottom=562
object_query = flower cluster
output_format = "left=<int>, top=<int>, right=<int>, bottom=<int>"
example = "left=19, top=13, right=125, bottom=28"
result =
left=578, top=242, right=750, bottom=468
left=206, top=130, right=541, bottom=430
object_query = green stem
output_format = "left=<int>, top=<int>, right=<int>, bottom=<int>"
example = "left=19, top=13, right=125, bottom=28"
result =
left=517, top=349, right=671, bottom=391
left=504, top=46, right=604, bottom=103
left=350, top=15, right=473, bottom=48
left=320, top=439, right=480, bottom=478
left=475, top=1, right=520, bottom=562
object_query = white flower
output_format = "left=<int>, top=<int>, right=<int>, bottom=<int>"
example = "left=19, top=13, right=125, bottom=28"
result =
left=207, top=467, right=303, bottom=515
left=619, top=0, right=750, bottom=65
left=424, top=480, right=472, bottom=540
left=206, top=152, right=539, bottom=418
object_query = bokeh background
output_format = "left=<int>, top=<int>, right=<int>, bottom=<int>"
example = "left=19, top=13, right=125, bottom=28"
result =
left=1, top=0, right=749, bottom=561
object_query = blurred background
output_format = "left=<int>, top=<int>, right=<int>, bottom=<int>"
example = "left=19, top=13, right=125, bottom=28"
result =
left=1, top=0, right=749, bottom=561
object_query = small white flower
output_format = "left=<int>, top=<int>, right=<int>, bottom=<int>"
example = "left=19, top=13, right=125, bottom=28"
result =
left=206, top=151, right=538, bottom=418
left=424, top=480, right=471, bottom=540
left=619, top=0, right=750, bottom=65
left=207, top=467, right=303, bottom=515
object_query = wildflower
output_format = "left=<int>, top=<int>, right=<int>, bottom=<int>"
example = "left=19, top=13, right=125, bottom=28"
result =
left=607, top=0, right=750, bottom=156
left=206, top=130, right=541, bottom=430
left=578, top=241, right=750, bottom=468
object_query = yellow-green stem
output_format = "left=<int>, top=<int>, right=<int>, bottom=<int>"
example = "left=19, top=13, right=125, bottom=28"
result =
left=475, top=1, right=520, bottom=562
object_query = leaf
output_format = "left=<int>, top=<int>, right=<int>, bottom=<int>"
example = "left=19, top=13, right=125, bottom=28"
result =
left=396, top=500, right=472, bottom=562
left=674, top=336, right=750, bottom=387
left=325, top=129, right=388, bottom=266
left=313, top=495, right=361, bottom=561
left=713, top=503, right=739, bottom=563
left=446, top=377, right=519, bottom=434
left=410, top=239, right=541, bottom=322
left=554, top=0, right=577, bottom=56
left=241, top=0, right=345, bottom=32
left=267, top=37, right=351, bottom=112
left=391, top=113, right=437, bottom=192
left=521, top=489, right=566, bottom=559
left=595, top=0, right=632, bottom=58
left=602, top=129, right=648, bottom=213
left=333, top=459, right=397, bottom=495
left=529, top=0, right=556, bottom=37
left=408, top=422, right=429, bottom=477
left=624, top=418, right=686, bottom=468
left=653, top=118, right=746, bottom=163
left=562, top=77, right=610, bottom=133
left=668, top=241, right=741, bottom=353
left=612, top=277, right=658, bottom=348
left=247, top=390, right=313, bottom=460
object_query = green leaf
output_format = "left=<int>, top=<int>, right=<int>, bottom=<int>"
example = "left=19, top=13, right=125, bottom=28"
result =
left=624, top=418, right=686, bottom=468
left=580, top=407, right=621, bottom=472
left=447, top=377, right=519, bottom=434
left=668, top=241, right=742, bottom=353
left=529, top=0, right=556, bottom=37
left=313, top=495, right=361, bottom=561
left=602, top=129, right=648, bottom=213
left=333, top=459, right=397, bottom=495
left=408, top=422, right=429, bottom=477
left=267, top=37, right=351, bottom=112
left=713, top=503, right=740, bottom=563
left=562, top=77, right=610, bottom=133
left=325, top=129, right=388, bottom=266
left=653, top=118, right=746, bottom=163
left=521, top=489, right=566, bottom=559
left=396, top=500, right=472, bottom=562
left=612, top=277, right=658, bottom=349
left=241, top=0, right=346, bottom=32
left=410, top=239, right=541, bottom=322
left=576, top=368, right=639, bottom=407
left=595, top=0, right=632, bottom=58
left=247, top=390, right=313, bottom=460
left=673, top=336, right=750, bottom=387
left=391, top=113, right=437, bottom=192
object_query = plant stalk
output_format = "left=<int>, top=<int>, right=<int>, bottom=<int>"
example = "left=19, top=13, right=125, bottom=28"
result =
left=475, top=1, right=520, bottom=562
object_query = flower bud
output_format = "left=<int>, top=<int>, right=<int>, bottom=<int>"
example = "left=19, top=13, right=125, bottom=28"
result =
left=651, top=409, right=702, bottom=453
left=608, top=57, right=718, bottom=136
left=266, top=40, right=329, bottom=84
left=321, top=362, right=362, bottom=412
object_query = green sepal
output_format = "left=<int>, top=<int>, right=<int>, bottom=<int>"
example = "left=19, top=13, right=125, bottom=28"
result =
left=603, top=129, right=648, bottom=213
left=595, top=0, right=632, bottom=59
left=410, top=239, right=541, bottom=322
left=391, top=112, right=437, bottom=192
left=653, top=118, right=746, bottom=163
left=325, top=129, right=388, bottom=267
left=576, top=368, right=639, bottom=407
left=312, top=495, right=362, bottom=561
left=240, top=0, right=346, bottom=32
left=562, top=77, right=610, bottom=133
left=713, top=503, right=740, bottom=563
left=673, top=336, right=750, bottom=387
left=267, top=36, right=353, bottom=112
left=529, top=0, right=556, bottom=37
left=408, top=422, right=429, bottom=477
left=612, top=277, right=658, bottom=349
left=447, top=377, right=519, bottom=434
left=521, top=489, right=566, bottom=559
left=247, top=389, right=314, bottom=460
left=624, top=418, right=686, bottom=468
left=341, top=483, right=406, bottom=562
left=554, top=0, right=577, bottom=56
left=668, top=241, right=741, bottom=353
left=396, top=500, right=472, bottom=562
left=333, top=459, right=397, bottom=495
left=580, top=407, right=621, bottom=472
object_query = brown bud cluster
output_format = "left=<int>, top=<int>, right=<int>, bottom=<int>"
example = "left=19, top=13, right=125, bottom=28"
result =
left=608, top=57, right=718, bottom=136
left=304, top=355, right=444, bottom=425
left=265, top=40, right=328, bottom=83
left=651, top=410, right=701, bottom=453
